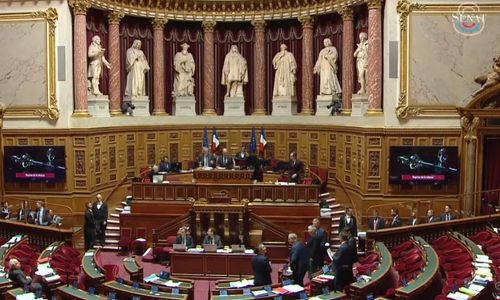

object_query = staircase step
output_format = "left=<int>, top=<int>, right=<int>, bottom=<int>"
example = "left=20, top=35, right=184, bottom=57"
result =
left=106, top=232, right=120, bottom=237
left=102, top=245, right=120, bottom=251
left=115, top=207, right=123, bottom=212
left=331, top=217, right=340, bottom=222
left=319, top=193, right=330, bottom=198
left=105, top=239, right=119, bottom=244
left=107, top=219, right=119, bottom=224
left=329, top=203, right=341, bottom=208
left=121, top=201, right=128, bottom=206
left=325, top=198, right=336, bottom=203
left=110, top=213, right=120, bottom=218
left=107, top=225, right=120, bottom=231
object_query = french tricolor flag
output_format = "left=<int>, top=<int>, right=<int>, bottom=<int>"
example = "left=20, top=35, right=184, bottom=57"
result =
left=259, top=128, right=267, bottom=154
left=212, top=128, right=220, bottom=153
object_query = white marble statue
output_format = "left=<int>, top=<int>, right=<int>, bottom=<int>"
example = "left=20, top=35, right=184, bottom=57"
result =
left=272, top=44, right=297, bottom=97
left=173, top=43, right=196, bottom=97
left=125, top=40, right=150, bottom=97
left=354, top=32, right=368, bottom=94
left=221, top=45, right=248, bottom=97
left=313, top=38, right=342, bottom=95
left=88, top=35, right=111, bottom=96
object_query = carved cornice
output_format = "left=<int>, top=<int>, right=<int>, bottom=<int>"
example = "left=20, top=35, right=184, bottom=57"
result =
left=339, top=6, right=354, bottom=21
left=251, top=20, right=266, bottom=32
left=367, top=0, right=384, bottom=9
left=108, top=11, right=124, bottom=25
left=202, top=20, right=216, bottom=33
left=298, top=15, right=314, bottom=28
left=395, top=90, right=422, bottom=119
left=152, top=18, right=167, bottom=30
left=460, top=116, right=480, bottom=143
left=396, top=0, right=425, bottom=31
left=69, top=0, right=91, bottom=15
left=88, top=0, right=368, bottom=22
left=32, top=7, right=58, bottom=36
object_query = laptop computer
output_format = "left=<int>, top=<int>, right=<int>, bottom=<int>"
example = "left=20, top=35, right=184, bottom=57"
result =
left=203, top=244, right=217, bottom=253
left=173, top=244, right=187, bottom=252
left=152, top=174, right=163, bottom=183
left=231, top=244, right=245, bottom=253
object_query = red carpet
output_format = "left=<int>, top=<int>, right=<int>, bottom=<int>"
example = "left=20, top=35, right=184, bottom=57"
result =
left=99, top=251, right=308, bottom=300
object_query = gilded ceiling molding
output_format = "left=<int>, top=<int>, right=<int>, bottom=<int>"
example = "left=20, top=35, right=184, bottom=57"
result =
left=395, top=90, right=421, bottom=119
left=108, top=10, right=124, bottom=24
left=69, top=0, right=91, bottom=15
left=88, top=0, right=368, bottom=22
left=396, top=0, right=425, bottom=31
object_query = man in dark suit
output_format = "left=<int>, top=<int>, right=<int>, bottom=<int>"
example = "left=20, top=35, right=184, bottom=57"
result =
left=342, top=228, right=358, bottom=264
left=331, top=232, right=354, bottom=291
left=426, top=209, right=438, bottom=223
left=203, top=227, right=223, bottom=249
left=236, top=146, right=248, bottom=160
left=440, top=204, right=456, bottom=222
left=368, top=210, right=385, bottom=230
left=175, top=227, right=194, bottom=249
left=34, top=201, right=49, bottom=226
left=217, top=148, right=234, bottom=169
left=92, top=194, right=108, bottom=247
left=84, top=202, right=96, bottom=250
left=159, top=156, right=171, bottom=173
left=198, top=147, right=215, bottom=168
left=288, top=151, right=304, bottom=183
left=252, top=243, right=272, bottom=286
left=408, top=210, right=418, bottom=226
left=8, top=258, right=43, bottom=295
left=312, top=218, right=328, bottom=263
left=288, top=233, right=309, bottom=286
left=306, top=225, right=323, bottom=274
left=389, top=208, right=402, bottom=227
left=16, top=201, right=31, bottom=223
left=338, top=207, right=358, bottom=237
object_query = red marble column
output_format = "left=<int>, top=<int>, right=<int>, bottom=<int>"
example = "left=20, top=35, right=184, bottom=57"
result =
left=299, top=16, right=314, bottom=115
left=252, top=20, right=267, bottom=115
left=202, top=21, right=217, bottom=115
left=367, top=0, right=383, bottom=113
left=152, top=18, right=167, bottom=115
left=70, top=0, right=91, bottom=116
left=341, top=7, right=355, bottom=115
left=108, top=11, right=124, bottom=116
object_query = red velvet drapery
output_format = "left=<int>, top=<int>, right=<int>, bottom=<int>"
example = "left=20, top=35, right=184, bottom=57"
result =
left=482, top=137, right=500, bottom=213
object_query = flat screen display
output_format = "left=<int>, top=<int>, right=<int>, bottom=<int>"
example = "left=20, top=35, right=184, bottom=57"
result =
left=3, top=146, right=66, bottom=183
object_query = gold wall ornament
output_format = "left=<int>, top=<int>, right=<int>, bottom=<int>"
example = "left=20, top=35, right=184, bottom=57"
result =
left=69, top=0, right=91, bottom=14
left=251, top=20, right=267, bottom=31
left=151, top=17, right=167, bottom=29
left=202, top=20, right=216, bottom=32
left=395, top=90, right=421, bottom=118
left=108, top=11, right=124, bottom=24
left=396, top=0, right=424, bottom=31
left=298, top=15, right=314, bottom=28
left=460, top=116, right=480, bottom=143
left=367, top=0, right=384, bottom=9
left=0, top=8, right=59, bottom=120
left=339, top=6, right=354, bottom=21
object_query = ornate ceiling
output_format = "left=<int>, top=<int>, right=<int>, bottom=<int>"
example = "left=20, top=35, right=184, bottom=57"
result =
left=86, top=0, right=369, bottom=21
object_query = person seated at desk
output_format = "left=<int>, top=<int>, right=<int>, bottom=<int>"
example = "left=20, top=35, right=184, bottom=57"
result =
left=217, top=148, right=234, bottom=169
left=440, top=204, right=456, bottom=222
left=159, top=156, right=171, bottom=173
left=8, top=258, right=43, bottom=295
left=252, top=243, right=272, bottom=286
left=368, top=209, right=385, bottom=230
left=1, top=201, right=11, bottom=219
left=16, top=202, right=31, bottom=223
left=408, top=210, right=418, bottom=226
left=47, top=209, right=63, bottom=227
left=34, top=201, right=50, bottom=226
left=203, top=227, right=223, bottom=249
left=233, top=232, right=247, bottom=246
left=236, top=146, right=248, bottom=160
left=388, top=207, right=402, bottom=227
left=288, top=151, right=304, bottom=183
left=175, top=227, right=194, bottom=249
left=198, top=147, right=215, bottom=169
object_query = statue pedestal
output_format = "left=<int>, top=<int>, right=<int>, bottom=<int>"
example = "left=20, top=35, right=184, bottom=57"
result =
left=173, top=96, right=196, bottom=116
left=315, top=95, right=340, bottom=116
left=88, top=95, right=110, bottom=117
left=272, top=96, right=297, bottom=116
left=351, top=94, right=368, bottom=117
left=124, top=96, right=150, bottom=116
left=223, top=96, right=245, bottom=116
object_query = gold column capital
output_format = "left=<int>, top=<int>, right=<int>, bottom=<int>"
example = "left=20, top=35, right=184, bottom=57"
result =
left=152, top=18, right=167, bottom=30
left=202, top=20, right=217, bottom=33
left=108, top=11, right=124, bottom=25
left=339, top=7, right=355, bottom=21
left=298, top=15, right=314, bottom=28
left=69, top=0, right=91, bottom=15
left=367, top=0, right=384, bottom=9
left=251, top=20, right=267, bottom=32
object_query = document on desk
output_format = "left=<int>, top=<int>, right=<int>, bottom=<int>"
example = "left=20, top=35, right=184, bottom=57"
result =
left=282, top=284, right=304, bottom=293
left=165, top=280, right=181, bottom=287
left=15, top=293, right=36, bottom=300
left=252, top=290, right=267, bottom=297
left=446, top=292, right=470, bottom=300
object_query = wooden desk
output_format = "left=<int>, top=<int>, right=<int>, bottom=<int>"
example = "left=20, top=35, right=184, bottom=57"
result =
left=170, top=251, right=255, bottom=278
left=132, top=182, right=319, bottom=203
left=103, top=280, right=187, bottom=300
left=55, top=286, right=107, bottom=300
left=81, top=249, right=105, bottom=287
left=395, top=236, right=440, bottom=299
left=5, top=288, right=48, bottom=300
left=349, top=242, right=393, bottom=299
left=39, top=241, right=64, bottom=260
left=123, top=256, right=144, bottom=283
left=194, top=169, right=254, bottom=184
left=0, top=219, right=76, bottom=251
